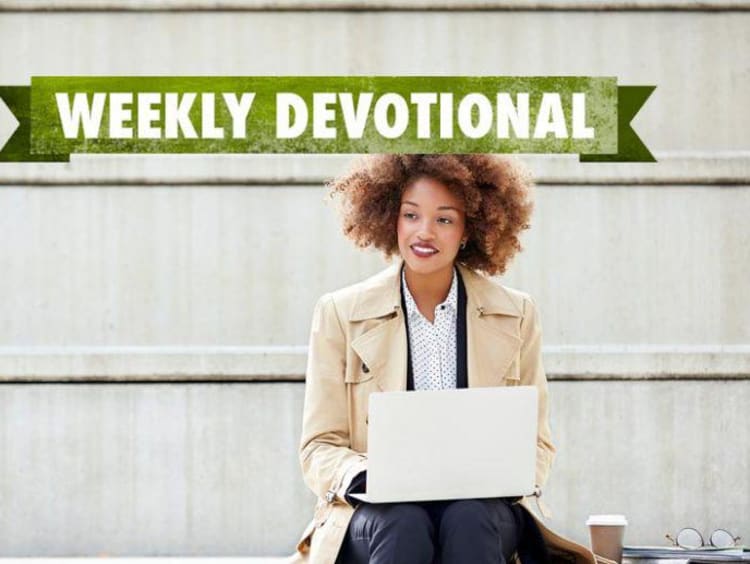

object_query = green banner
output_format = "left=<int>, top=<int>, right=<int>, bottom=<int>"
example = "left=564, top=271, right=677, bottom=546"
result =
left=0, top=76, right=655, bottom=162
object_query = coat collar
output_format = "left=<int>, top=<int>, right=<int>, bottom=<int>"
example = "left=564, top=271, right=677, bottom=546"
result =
left=349, top=261, right=523, bottom=392
left=349, top=260, right=522, bottom=322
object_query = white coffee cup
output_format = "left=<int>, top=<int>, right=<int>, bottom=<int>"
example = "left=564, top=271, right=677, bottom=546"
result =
left=586, top=514, right=628, bottom=564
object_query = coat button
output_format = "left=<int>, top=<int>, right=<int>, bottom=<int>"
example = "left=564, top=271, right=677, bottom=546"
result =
left=362, top=363, right=370, bottom=373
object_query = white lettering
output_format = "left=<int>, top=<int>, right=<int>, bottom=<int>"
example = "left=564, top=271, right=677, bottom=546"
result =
left=313, top=93, right=337, bottom=139
left=373, top=93, right=409, bottom=139
left=137, top=92, right=161, bottom=139
left=276, top=93, right=308, bottom=139
left=496, top=93, right=529, bottom=139
left=439, top=93, right=453, bottom=139
left=339, top=92, right=373, bottom=139
left=109, top=93, right=133, bottom=139
left=164, top=93, right=197, bottom=139
left=410, top=93, right=437, bottom=139
left=55, top=92, right=106, bottom=139
left=223, top=92, right=255, bottom=139
left=533, top=93, right=567, bottom=139
left=458, top=93, right=493, bottom=139
left=201, top=93, right=224, bottom=139
left=572, top=93, right=594, bottom=139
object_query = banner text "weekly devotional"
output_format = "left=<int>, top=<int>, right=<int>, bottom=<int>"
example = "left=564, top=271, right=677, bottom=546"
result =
left=54, top=91, right=596, bottom=141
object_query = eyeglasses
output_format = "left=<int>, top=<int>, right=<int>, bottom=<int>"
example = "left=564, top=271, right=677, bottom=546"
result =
left=666, top=528, right=741, bottom=550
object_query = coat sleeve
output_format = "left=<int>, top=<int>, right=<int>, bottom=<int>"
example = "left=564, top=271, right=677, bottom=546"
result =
left=299, top=293, right=368, bottom=506
left=520, top=295, right=556, bottom=490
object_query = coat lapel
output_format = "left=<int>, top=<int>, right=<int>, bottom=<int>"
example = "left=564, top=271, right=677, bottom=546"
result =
left=459, top=265, right=524, bottom=388
left=349, top=263, right=408, bottom=393
left=351, top=314, right=408, bottom=392
left=348, top=261, right=524, bottom=392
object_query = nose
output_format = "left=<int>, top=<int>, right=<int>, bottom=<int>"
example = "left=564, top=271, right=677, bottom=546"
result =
left=416, top=219, right=436, bottom=240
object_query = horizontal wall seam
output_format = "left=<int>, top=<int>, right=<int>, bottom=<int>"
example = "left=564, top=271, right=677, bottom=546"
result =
left=1, top=375, right=749, bottom=383
left=2, top=345, right=747, bottom=354
left=2, top=153, right=749, bottom=186
left=1, top=3, right=750, bottom=12
left=1, top=346, right=748, bottom=381
left=2, top=180, right=750, bottom=187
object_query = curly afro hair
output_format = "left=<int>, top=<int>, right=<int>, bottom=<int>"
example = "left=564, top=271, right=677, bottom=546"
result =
left=329, top=154, right=535, bottom=276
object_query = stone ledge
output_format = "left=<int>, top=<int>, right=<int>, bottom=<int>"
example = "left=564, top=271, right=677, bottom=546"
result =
left=0, top=345, right=748, bottom=381
left=0, top=153, right=749, bottom=186
left=0, top=0, right=748, bottom=11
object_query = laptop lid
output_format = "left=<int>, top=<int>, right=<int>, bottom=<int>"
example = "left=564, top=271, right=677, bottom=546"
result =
left=351, top=386, right=538, bottom=504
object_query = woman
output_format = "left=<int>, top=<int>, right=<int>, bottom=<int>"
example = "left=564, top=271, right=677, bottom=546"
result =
left=294, top=155, right=595, bottom=564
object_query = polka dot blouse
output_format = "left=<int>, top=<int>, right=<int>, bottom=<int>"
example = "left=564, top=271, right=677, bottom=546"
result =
left=401, top=268, right=458, bottom=391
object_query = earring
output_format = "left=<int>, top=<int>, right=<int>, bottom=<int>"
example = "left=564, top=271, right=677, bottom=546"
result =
left=460, top=240, right=467, bottom=250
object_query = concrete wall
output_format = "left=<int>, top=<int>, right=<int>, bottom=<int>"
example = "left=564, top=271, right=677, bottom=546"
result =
left=1, top=380, right=748, bottom=555
left=0, top=1, right=748, bottom=557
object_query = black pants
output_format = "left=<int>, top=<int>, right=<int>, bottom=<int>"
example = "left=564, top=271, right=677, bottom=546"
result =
left=335, top=498, right=524, bottom=564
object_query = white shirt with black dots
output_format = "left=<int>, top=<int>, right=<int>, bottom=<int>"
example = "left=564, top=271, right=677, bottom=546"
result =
left=401, top=268, right=458, bottom=391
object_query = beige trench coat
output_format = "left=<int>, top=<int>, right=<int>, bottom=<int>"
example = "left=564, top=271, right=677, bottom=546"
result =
left=294, top=262, right=595, bottom=564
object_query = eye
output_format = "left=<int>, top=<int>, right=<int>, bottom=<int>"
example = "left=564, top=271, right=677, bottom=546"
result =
left=437, top=217, right=453, bottom=224
left=402, top=212, right=417, bottom=220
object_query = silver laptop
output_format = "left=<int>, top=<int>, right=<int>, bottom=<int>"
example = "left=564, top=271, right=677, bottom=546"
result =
left=350, top=386, right=538, bottom=504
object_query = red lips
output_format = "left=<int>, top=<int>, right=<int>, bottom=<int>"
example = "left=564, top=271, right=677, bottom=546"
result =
left=410, top=243, right=439, bottom=258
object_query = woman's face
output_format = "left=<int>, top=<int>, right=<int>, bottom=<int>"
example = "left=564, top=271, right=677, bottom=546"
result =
left=397, top=176, right=467, bottom=279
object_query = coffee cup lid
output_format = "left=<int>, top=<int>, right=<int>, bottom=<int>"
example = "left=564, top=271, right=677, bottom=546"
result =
left=586, top=514, right=628, bottom=526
